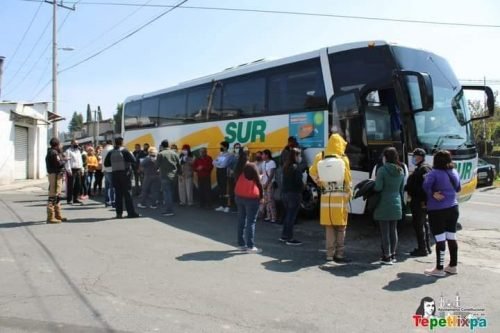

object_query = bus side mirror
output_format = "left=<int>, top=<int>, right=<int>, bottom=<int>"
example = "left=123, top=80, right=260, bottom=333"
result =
left=393, top=70, right=434, bottom=112
left=462, top=85, right=495, bottom=121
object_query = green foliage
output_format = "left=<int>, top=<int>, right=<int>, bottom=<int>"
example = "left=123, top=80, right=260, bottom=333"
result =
left=471, top=91, right=500, bottom=144
left=113, top=103, right=123, bottom=134
left=68, top=111, right=84, bottom=133
left=97, top=105, right=103, bottom=121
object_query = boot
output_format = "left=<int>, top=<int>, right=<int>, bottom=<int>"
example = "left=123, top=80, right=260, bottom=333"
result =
left=47, top=202, right=62, bottom=224
left=54, top=202, right=67, bottom=222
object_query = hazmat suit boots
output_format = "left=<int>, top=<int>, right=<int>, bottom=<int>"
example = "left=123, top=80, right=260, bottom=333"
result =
left=47, top=202, right=62, bottom=224
left=54, top=198, right=67, bottom=222
left=333, top=227, right=351, bottom=263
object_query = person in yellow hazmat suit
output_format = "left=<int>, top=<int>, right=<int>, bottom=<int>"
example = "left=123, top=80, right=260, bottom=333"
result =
left=309, top=134, right=352, bottom=263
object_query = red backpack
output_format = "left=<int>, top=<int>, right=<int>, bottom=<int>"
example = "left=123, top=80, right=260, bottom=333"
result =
left=235, top=175, right=260, bottom=199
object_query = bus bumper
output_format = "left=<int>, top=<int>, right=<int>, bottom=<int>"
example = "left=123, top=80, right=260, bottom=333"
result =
left=458, top=177, right=477, bottom=203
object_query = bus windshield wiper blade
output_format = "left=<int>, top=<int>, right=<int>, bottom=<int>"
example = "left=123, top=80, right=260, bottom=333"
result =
left=434, top=134, right=465, bottom=149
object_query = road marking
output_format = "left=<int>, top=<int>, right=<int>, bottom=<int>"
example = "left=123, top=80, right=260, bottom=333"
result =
left=465, top=201, right=500, bottom=208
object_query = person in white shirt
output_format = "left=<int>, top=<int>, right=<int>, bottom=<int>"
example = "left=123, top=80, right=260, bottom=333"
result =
left=260, top=149, right=277, bottom=223
left=101, top=140, right=115, bottom=207
left=65, top=139, right=83, bottom=205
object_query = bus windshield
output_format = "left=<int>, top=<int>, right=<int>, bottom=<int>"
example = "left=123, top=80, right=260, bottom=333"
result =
left=392, top=46, right=474, bottom=150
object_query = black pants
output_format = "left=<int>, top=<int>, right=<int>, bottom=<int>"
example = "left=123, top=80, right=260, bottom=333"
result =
left=428, top=205, right=459, bottom=269
left=112, top=171, right=136, bottom=216
left=94, top=170, right=104, bottom=194
left=198, top=176, right=212, bottom=208
left=216, top=168, right=228, bottom=207
left=410, top=201, right=431, bottom=252
left=66, top=169, right=82, bottom=203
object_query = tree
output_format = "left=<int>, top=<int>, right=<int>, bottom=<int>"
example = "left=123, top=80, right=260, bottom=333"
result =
left=86, top=104, right=92, bottom=123
left=113, top=103, right=123, bottom=134
left=97, top=105, right=103, bottom=121
left=68, top=111, right=84, bottom=133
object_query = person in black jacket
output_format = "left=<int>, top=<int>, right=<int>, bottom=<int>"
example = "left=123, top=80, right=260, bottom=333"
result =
left=104, top=137, right=140, bottom=219
left=45, top=138, right=68, bottom=223
left=406, top=148, right=432, bottom=256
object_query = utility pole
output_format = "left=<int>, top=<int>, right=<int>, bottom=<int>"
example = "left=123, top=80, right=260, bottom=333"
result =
left=44, top=0, right=75, bottom=139
left=483, top=76, right=487, bottom=156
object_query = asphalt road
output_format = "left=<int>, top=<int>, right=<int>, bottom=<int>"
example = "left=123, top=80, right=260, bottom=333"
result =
left=0, top=183, right=499, bottom=333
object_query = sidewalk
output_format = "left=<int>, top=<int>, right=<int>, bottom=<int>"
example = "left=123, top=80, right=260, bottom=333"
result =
left=0, top=179, right=48, bottom=192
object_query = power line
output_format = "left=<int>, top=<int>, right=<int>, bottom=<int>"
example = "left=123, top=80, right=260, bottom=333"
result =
left=18, top=0, right=500, bottom=29
left=3, top=16, right=52, bottom=91
left=5, top=8, right=74, bottom=97
left=58, top=0, right=188, bottom=74
left=60, top=0, right=155, bottom=67
left=5, top=1, right=44, bottom=71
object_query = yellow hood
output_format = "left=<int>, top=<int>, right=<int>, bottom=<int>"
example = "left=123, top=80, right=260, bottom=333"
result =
left=325, top=133, right=347, bottom=156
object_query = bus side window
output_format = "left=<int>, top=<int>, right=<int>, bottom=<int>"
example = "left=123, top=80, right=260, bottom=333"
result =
left=222, top=77, right=265, bottom=118
left=159, top=93, right=187, bottom=126
left=124, top=101, right=141, bottom=129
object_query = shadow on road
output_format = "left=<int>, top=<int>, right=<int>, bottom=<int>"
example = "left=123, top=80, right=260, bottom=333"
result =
left=0, top=221, right=45, bottom=228
left=382, top=272, right=437, bottom=291
left=176, top=250, right=248, bottom=261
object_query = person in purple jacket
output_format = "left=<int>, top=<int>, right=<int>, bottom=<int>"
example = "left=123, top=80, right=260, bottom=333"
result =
left=422, top=150, right=461, bottom=277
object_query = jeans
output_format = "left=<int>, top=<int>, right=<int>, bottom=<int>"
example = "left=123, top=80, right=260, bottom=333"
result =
left=281, top=192, right=301, bottom=240
left=86, top=171, right=95, bottom=195
left=161, top=178, right=174, bottom=214
left=140, top=175, right=161, bottom=206
left=104, top=171, right=115, bottom=205
left=378, top=220, right=398, bottom=257
left=235, top=195, right=260, bottom=248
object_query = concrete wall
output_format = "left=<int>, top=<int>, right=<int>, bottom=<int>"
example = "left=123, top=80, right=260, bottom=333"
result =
left=0, top=102, right=49, bottom=185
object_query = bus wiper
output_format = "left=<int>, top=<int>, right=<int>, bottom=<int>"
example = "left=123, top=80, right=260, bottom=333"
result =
left=433, top=134, right=465, bottom=150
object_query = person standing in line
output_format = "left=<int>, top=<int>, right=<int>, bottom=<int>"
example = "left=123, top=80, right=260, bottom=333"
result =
left=254, top=151, right=264, bottom=175
left=373, top=147, right=405, bottom=265
left=86, top=146, right=98, bottom=197
left=423, top=150, right=461, bottom=277
left=193, top=147, right=213, bottom=209
left=80, top=146, right=89, bottom=200
left=213, top=141, right=233, bottom=213
left=156, top=140, right=181, bottom=217
left=280, top=136, right=299, bottom=167
left=138, top=147, right=161, bottom=209
left=234, top=163, right=264, bottom=253
left=309, top=134, right=352, bottom=264
left=104, top=137, right=140, bottom=219
left=93, top=145, right=104, bottom=196
left=280, top=147, right=304, bottom=246
left=170, top=143, right=180, bottom=204
left=178, top=144, right=195, bottom=206
left=45, top=138, right=68, bottom=223
left=406, top=148, right=432, bottom=256
left=65, top=139, right=84, bottom=205
left=101, top=140, right=115, bottom=207
left=260, top=149, right=277, bottom=223
left=132, top=143, right=147, bottom=196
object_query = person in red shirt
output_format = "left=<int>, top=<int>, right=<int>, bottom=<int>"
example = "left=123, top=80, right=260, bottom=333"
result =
left=193, top=147, right=214, bottom=208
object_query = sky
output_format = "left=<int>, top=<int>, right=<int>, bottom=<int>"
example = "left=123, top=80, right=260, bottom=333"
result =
left=1, top=0, right=499, bottom=133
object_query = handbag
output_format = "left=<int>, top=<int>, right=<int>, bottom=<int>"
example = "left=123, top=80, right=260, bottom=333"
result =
left=235, top=175, right=260, bottom=199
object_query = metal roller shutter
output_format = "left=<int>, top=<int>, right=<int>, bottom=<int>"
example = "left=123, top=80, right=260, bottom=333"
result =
left=14, top=126, right=29, bottom=180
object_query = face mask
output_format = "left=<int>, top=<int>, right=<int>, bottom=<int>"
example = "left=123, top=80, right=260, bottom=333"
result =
left=411, top=156, right=418, bottom=165
left=297, top=156, right=303, bottom=164
left=382, top=157, right=387, bottom=164
left=150, top=155, right=157, bottom=160
left=73, top=144, right=78, bottom=149
left=234, top=148, right=240, bottom=154
left=182, top=150, right=188, bottom=155
left=220, top=147, right=225, bottom=152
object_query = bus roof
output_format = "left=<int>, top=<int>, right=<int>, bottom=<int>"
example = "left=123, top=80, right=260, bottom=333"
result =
left=124, top=40, right=390, bottom=104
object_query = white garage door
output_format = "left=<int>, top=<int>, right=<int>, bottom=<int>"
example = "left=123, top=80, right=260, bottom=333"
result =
left=14, top=126, right=29, bottom=180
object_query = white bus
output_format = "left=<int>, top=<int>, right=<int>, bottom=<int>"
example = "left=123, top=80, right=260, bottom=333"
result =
left=122, top=40, right=495, bottom=215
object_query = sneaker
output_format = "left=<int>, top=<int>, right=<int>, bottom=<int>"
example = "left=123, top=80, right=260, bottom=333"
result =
left=380, top=256, right=393, bottom=265
left=137, top=203, right=147, bottom=209
left=126, top=213, right=141, bottom=218
left=237, top=246, right=247, bottom=251
left=72, top=200, right=83, bottom=205
left=285, top=239, right=303, bottom=246
left=246, top=247, right=262, bottom=254
left=410, top=248, right=428, bottom=257
left=334, top=256, right=352, bottom=264
left=115, top=214, right=123, bottom=219
left=279, top=237, right=289, bottom=242
left=424, top=267, right=446, bottom=277
left=215, top=206, right=225, bottom=212
left=326, top=256, right=334, bottom=262
left=263, top=218, right=271, bottom=222
left=391, top=254, right=397, bottom=263
left=444, top=265, right=458, bottom=275
left=162, top=212, right=175, bottom=217
left=150, top=205, right=158, bottom=209
left=223, top=207, right=230, bottom=213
